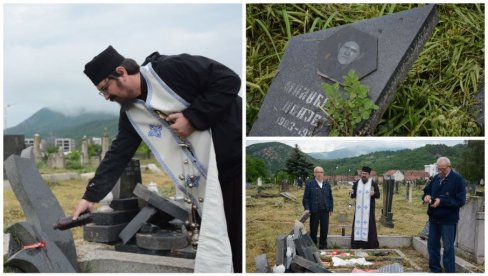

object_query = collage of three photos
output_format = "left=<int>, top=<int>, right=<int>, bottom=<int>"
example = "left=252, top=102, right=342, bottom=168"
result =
left=3, top=2, right=485, bottom=273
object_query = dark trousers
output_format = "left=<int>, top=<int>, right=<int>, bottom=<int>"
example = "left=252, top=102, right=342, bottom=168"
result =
left=428, top=222, right=457, bottom=273
left=309, top=209, right=329, bottom=249
left=220, top=173, right=242, bottom=273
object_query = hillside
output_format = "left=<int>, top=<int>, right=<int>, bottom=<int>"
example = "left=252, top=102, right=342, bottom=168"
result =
left=246, top=142, right=317, bottom=174
left=4, top=108, right=119, bottom=143
left=246, top=142, right=466, bottom=176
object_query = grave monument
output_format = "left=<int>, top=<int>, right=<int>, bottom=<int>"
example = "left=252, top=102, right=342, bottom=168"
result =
left=250, top=5, right=438, bottom=136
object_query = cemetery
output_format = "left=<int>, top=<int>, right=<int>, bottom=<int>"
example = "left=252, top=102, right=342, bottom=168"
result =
left=247, top=4, right=484, bottom=136
left=247, top=180, right=484, bottom=273
left=3, top=134, right=197, bottom=272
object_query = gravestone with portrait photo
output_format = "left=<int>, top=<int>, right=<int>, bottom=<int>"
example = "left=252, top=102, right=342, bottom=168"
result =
left=250, top=4, right=438, bottom=136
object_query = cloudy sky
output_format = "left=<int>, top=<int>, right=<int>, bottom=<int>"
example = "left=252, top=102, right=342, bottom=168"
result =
left=246, top=138, right=468, bottom=154
left=3, top=3, right=242, bottom=128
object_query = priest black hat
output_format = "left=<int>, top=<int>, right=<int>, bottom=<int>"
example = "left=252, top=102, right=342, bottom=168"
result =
left=362, top=166, right=372, bottom=174
left=84, top=45, right=125, bottom=85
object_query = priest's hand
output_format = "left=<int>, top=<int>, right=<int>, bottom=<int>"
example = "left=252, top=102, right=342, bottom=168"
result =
left=166, top=112, right=195, bottom=139
left=73, top=199, right=95, bottom=219
left=423, top=195, right=432, bottom=204
left=304, top=209, right=310, bottom=215
left=370, top=189, right=375, bottom=196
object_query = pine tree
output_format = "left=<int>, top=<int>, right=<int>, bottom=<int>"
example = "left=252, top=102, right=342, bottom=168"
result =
left=284, top=144, right=314, bottom=180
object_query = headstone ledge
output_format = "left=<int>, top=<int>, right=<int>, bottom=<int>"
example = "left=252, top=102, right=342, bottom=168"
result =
left=250, top=4, right=438, bottom=136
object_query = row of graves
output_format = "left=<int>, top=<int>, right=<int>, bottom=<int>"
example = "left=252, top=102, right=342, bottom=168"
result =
left=254, top=213, right=420, bottom=273
left=253, top=178, right=484, bottom=273
left=4, top=147, right=197, bottom=272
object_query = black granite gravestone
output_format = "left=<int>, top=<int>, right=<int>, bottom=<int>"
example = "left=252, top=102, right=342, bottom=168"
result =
left=4, top=155, right=78, bottom=268
left=381, top=178, right=395, bottom=228
left=133, top=183, right=189, bottom=222
left=112, top=159, right=142, bottom=199
left=250, top=5, right=438, bottom=136
left=83, top=223, right=128, bottom=243
left=119, top=206, right=158, bottom=244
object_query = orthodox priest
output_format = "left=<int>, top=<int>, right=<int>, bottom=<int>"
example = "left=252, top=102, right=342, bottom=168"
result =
left=73, top=46, right=242, bottom=272
left=349, top=166, right=380, bottom=249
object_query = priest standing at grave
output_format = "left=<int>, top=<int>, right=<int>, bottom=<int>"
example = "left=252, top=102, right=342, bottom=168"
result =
left=303, top=166, right=334, bottom=249
left=422, top=157, right=466, bottom=273
left=349, top=166, right=380, bottom=249
left=73, top=46, right=242, bottom=273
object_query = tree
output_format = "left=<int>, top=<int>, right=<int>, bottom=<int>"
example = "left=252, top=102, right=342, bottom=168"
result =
left=246, top=155, right=267, bottom=183
left=458, top=140, right=484, bottom=182
left=284, top=144, right=314, bottom=181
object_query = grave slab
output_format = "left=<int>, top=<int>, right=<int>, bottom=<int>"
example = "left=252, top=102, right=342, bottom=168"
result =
left=110, top=197, right=139, bottom=211
left=114, top=243, right=196, bottom=259
left=255, top=254, right=271, bottom=273
left=119, top=205, right=158, bottom=244
left=84, top=223, right=127, bottom=243
left=4, top=155, right=77, bottom=268
left=133, top=183, right=189, bottom=222
left=291, top=255, right=330, bottom=273
left=250, top=4, right=438, bottom=136
left=93, top=209, right=140, bottom=225
left=136, top=230, right=188, bottom=250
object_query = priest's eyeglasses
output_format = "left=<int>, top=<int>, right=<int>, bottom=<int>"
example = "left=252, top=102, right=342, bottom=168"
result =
left=98, top=78, right=110, bottom=96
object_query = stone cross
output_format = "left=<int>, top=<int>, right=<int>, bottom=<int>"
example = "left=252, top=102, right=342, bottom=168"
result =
left=101, top=128, right=110, bottom=159
left=80, top=135, right=89, bottom=166
left=33, top=133, right=42, bottom=164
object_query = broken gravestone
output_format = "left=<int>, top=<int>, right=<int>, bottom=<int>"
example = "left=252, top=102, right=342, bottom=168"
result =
left=250, top=4, right=438, bottom=136
left=4, top=154, right=77, bottom=272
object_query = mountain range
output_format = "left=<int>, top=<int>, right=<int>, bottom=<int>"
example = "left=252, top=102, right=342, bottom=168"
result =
left=4, top=108, right=119, bottom=143
left=247, top=142, right=466, bottom=175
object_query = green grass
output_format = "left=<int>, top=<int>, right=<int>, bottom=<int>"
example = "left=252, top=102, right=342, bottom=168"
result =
left=4, top=169, right=174, bottom=241
left=246, top=4, right=484, bottom=136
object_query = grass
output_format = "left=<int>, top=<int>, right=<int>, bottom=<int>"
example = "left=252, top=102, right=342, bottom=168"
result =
left=246, top=4, right=484, bottom=136
left=4, top=165, right=174, bottom=241
left=247, top=184, right=433, bottom=272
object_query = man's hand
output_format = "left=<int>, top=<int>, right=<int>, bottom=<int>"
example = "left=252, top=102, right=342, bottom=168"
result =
left=73, top=199, right=95, bottom=219
left=304, top=209, right=310, bottom=215
left=430, top=198, right=441, bottom=208
left=423, top=195, right=432, bottom=204
left=166, top=112, right=195, bottom=139
left=370, top=189, right=375, bottom=197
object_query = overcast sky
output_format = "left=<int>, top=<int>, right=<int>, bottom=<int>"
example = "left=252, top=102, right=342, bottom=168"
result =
left=246, top=138, right=467, bottom=153
left=3, top=3, right=242, bottom=128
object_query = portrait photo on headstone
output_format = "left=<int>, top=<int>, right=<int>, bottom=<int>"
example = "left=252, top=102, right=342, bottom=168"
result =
left=247, top=4, right=484, bottom=136
left=245, top=139, right=485, bottom=273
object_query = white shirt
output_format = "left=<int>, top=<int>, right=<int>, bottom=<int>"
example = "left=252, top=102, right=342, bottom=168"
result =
left=316, top=179, right=323, bottom=189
